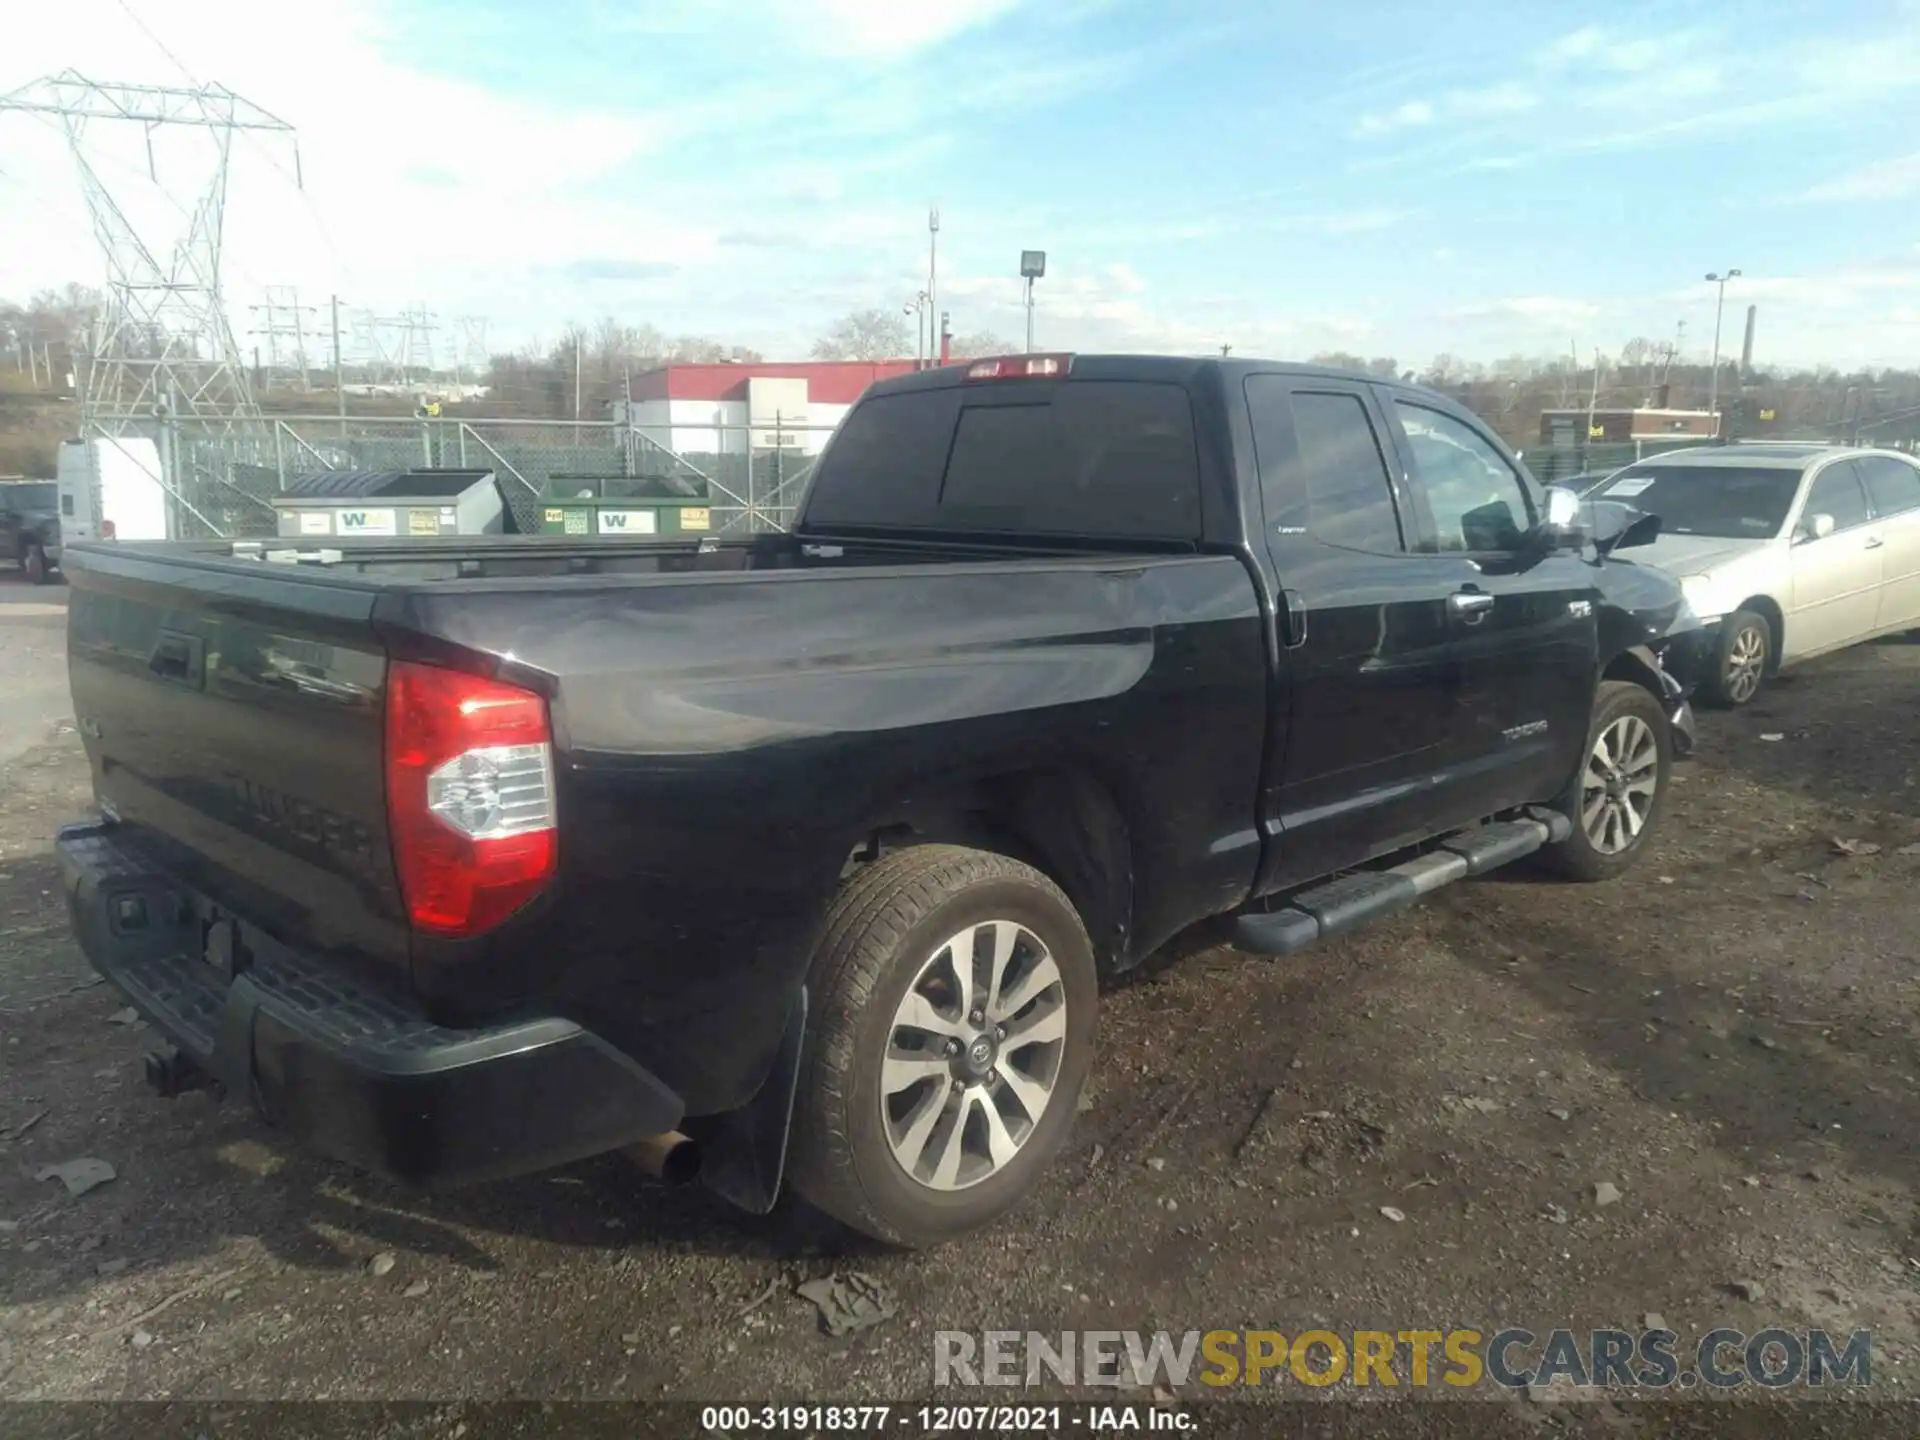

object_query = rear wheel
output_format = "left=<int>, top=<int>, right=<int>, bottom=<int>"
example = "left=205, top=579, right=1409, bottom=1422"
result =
left=786, top=845, right=1097, bottom=1248
left=1702, top=608, right=1769, bottom=707
left=1537, top=680, right=1672, bottom=883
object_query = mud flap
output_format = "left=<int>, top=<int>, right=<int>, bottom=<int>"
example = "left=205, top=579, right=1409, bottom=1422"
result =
left=696, top=987, right=806, bottom=1215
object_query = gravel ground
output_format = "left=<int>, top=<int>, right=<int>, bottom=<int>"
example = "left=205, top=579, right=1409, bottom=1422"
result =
left=4, top=595, right=1919, bottom=1433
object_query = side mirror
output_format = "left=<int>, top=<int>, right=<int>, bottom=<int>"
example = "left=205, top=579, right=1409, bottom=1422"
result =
left=1795, top=512, right=1835, bottom=543
left=1537, top=485, right=1586, bottom=549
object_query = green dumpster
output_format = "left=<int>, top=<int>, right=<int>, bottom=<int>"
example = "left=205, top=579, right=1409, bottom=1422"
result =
left=536, top=476, right=714, bottom=538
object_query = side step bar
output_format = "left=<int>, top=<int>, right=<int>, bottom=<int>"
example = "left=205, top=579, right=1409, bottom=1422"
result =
left=1233, top=810, right=1573, bottom=958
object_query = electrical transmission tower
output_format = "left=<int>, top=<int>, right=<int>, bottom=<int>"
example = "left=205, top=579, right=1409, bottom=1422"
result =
left=249, top=285, right=316, bottom=391
left=0, top=71, right=300, bottom=430
left=454, top=316, right=489, bottom=389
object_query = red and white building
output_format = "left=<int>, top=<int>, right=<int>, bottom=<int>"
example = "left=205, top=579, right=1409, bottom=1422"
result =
left=614, top=361, right=922, bottom=459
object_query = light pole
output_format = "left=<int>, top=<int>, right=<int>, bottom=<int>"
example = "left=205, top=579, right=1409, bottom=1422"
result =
left=926, top=207, right=940, bottom=371
left=904, top=291, right=928, bottom=366
left=1705, top=268, right=1741, bottom=431
left=1019, top=250, right=1046, bottom=353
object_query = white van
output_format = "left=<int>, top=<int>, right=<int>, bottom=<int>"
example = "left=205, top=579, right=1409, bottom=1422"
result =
left=55, top=437, right=169, bottom=559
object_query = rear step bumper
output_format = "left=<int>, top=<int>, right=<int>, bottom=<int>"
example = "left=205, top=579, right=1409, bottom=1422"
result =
left=1234, top=813, right=1571, bottom=957
left=57, top=821, right=684, bottom=1187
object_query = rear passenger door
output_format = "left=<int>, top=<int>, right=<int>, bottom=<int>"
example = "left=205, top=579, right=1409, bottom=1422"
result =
left=1242, top=375, right=1465, bottom=893
left=1855, top=454, right=1920, bottom=632
left=1381, top=395, right=1597, bottom=820
left=1786, top=461, right=1884, bottom=658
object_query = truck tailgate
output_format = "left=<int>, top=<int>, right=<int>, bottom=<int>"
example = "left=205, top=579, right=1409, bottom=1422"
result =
left=65, top=549, right=411, bottom=977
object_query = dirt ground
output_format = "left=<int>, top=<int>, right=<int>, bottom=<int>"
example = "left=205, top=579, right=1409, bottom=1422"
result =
left=4, top=588, right=1920, bottom=1432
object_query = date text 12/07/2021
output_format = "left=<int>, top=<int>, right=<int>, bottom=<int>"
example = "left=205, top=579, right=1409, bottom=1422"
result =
left=699, top=1405, right=1197, bottom=1433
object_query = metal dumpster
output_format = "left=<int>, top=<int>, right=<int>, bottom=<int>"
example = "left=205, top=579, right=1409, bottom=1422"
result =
left=536, top=476, right=713, bottom=538
left=273, top=469, right=504, bottom=539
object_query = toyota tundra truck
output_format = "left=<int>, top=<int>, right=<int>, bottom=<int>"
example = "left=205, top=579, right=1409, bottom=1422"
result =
left=55, top=355, right=1700, bottom=1246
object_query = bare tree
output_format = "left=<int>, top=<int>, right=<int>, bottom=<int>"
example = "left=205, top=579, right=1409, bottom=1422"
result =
left=812, top=309, right=912, bottom=361
left=1309, top=350, right=1369, bottom=373
left=948, top=331, right=1014, bottom=360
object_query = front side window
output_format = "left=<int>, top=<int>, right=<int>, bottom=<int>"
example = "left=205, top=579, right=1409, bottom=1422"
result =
left=1393, top=401, right=1532, bottom=553
left=1803, top=462, right=1872, bottom=534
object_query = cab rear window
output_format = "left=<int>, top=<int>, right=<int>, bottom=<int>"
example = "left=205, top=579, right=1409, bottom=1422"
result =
left=803, top=381, right=1202, bottom=539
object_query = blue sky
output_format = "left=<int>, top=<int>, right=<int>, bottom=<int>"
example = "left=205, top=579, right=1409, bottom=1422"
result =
left=6, top=0, right=1920, bottom=368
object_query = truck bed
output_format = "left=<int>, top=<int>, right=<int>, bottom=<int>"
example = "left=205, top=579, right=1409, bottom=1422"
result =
left=60, top=530, right=1268, bottom=1117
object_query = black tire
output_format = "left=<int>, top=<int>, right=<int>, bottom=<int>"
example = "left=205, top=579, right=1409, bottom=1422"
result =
left=1701, top=608, right=1769, bottom=707
left=23, top=545, right=49, bottom=585
left=1536, top=680, right=1673, bottom=883
left=786, top=844, right=1097, bottom=1248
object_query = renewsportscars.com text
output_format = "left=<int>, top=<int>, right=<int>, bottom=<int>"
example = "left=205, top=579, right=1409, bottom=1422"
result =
left=934, top=1327, right=1873, bottom=1391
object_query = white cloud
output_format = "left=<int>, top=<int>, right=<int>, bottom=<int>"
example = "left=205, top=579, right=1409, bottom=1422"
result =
left=1356, top=100, right=1435, bottom=136
left=775, top=0, right=1028, bottom=57
left=1354, top=82, right=1535, bottom=139
left=1453, top=296, right=1606, bottom=326
left=1446, top=83, right=1539, bottom=119
left=1803, top=152, right=1920, bottom=202
left=1538, top=26, right=1674, bottom=74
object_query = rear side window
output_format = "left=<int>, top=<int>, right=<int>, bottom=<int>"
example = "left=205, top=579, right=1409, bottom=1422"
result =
left=1246, top=379, right=1404, bottom=552
left=1856, top=455, right=1920, bottom=517
left=803, top=381, right=1201, bottom=538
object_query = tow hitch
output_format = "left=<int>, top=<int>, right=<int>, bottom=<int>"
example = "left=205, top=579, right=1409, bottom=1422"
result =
left=144, top=1045, right=217, bottom=1099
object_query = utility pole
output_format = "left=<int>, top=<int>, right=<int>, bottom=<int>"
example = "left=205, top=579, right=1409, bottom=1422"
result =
left=331, top=294, right=346, bottom=436
left=927, top=206, right=940, bottom=371
left=1705, top=268, right=1742, bottom=432
left=622, top=364, right=635, bottom=476
left=574, top=332, right=583, bottom=432
left=1585, top=349, right=1604, bottom=449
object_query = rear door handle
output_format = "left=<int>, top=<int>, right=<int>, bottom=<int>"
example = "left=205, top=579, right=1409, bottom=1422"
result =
left=1864, top=536, right=1885, bottom=550
left=1448, top=590, right=1496, bottom=624
left=1281, top=588, right=1307, bottom=649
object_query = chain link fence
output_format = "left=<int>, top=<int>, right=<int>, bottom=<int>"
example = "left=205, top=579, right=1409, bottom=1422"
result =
left=94, top=412, right=1732, bottom=541
left=91, top=413, right=840, bottom=539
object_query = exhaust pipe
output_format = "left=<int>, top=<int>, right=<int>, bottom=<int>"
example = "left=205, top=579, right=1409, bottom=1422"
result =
left=626, top=1130, right=701, bottom=1186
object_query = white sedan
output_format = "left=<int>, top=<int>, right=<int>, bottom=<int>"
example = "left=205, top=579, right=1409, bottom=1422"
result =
left=1584, top=443, right=1920, bottom=705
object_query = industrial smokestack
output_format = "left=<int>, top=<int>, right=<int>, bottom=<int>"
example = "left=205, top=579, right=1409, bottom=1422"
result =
left=1740, top=305, right=1757, bottom=380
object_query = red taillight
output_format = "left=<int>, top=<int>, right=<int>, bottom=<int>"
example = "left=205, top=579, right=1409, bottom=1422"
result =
left=964, top=354, right=1073, bottom=381
left=100, top=519, right=117, bottom=540
left=384, top=660, right=558, bottom=937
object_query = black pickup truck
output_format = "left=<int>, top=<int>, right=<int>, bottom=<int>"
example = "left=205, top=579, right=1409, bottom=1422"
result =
left=56, top=356, right=1699, bottom=1246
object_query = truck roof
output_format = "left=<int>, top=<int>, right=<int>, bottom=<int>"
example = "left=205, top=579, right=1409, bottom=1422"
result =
left=865, top=354, right=1400, bottom=399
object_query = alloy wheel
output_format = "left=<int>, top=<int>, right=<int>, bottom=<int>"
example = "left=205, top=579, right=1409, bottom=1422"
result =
left=1580, top=714, right=1659, bottom=855
left=1724, top=624, right=1765, bottom=704
left=879, top=919, right=1067, bottom=1191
